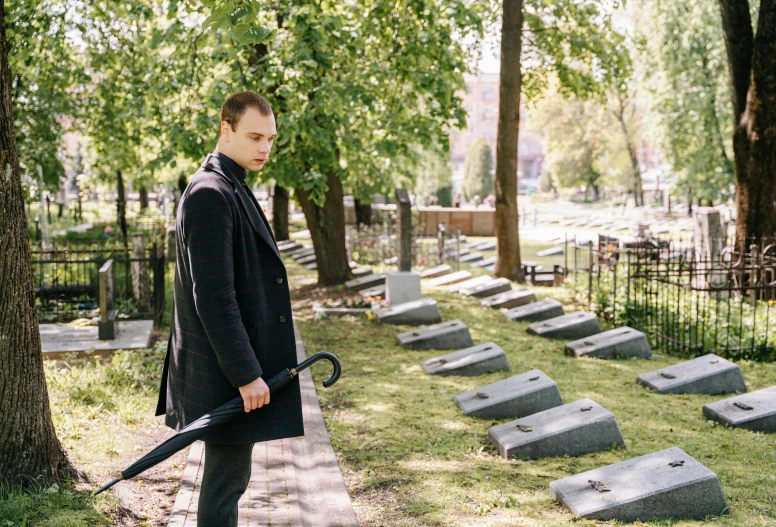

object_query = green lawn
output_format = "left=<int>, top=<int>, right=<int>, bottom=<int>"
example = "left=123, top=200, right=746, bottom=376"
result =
left=290, top=258, right=776, bottom=527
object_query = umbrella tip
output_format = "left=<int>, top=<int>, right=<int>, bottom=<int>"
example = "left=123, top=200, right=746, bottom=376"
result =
left=93, top=476, right=123, bottom=496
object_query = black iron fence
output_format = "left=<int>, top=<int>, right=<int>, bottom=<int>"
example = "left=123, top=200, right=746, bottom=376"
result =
left=570, top=234, right=776, bottom=361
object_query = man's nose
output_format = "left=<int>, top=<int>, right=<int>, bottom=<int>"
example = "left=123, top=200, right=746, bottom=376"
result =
left=259, top=140, right=271, bottom=153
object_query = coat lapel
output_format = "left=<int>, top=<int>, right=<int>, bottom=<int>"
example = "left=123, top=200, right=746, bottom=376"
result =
left=202, top=154, right=282, bottom=263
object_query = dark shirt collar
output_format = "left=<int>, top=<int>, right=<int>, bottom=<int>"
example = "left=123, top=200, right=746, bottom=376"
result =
left=215, top=151, right=247, bottom=183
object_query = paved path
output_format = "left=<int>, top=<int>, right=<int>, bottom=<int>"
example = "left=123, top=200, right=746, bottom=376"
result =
left=168, top=322, right=358, bottom=527
left=40, top=319, right=153, bottom=358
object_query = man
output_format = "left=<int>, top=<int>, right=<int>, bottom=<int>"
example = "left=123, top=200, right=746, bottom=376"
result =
left=156, top=91, right=303, bottom=527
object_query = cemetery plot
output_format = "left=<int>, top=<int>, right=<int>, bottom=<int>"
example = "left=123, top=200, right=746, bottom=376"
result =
left=345, top=273, right=386, bottom=291
left=376, top=297, right=442, bottom=325
left=385, top=271, right=421, bottom=305
left=453, top=369, right=563, bottom=419
left=702, top=386, right=776, bottom=432
left=481, top=289, right=536, bottom=309
left=638, top=354, right=747, bottom=394
left=459, top=252, right=484, bottom=263
left=420, top=264, right=452, bottom=279
left=488, top=398, right=624, bottom=459
left=427, top=270, right=472, bottom=288
left=396, top=319, right=473, bottom=350
left=421, top=342, right=509, bottom=376
left=565, top=327, right=651, bottom=359
left=461, top=277, right=512, bottom=298
left=527, top=312, right=601, bottom=339
left=504, top=298, right=565, bottom=322
left=470, top=256, right=496, bottom=268
left=549, top=447, right=727, bottom=522
left=445, top=275, right=493, bottom=294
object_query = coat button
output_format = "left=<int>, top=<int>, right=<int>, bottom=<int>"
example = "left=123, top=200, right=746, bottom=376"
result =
left=279, top=315, right=287, bottom=323
left=276, top=277, right=284, bottom=285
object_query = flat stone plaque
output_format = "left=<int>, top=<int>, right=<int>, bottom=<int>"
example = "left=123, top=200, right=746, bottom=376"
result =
left=481, top=289, right=536, bottom=309
left=352, top=267, right=373, bottom=278
left=420, top=264, right=452, bottom=279
left=290, top=247, right=315, bottom=259
left=421, top=342, right=510, bottom=376
left=527, top=312, right=601, bottom=339
left=638, top=353, right=747, bottom=395
left=702, top=385, right=776, bottom=432
left=476, top=241, right=497, bottom=251
left=306, top=262, right=317, bottom=270
left=297, top=254, right=317, bottom=264
left=278, top=241, right=303, bottom=253
left=488, top=398, right=624, bottom=459
left=460, top=252, right=484, bottom=263
left=485, top=264, right=495, bottom=272
left=504, top=299, right=565, bottom=323
left=445, top=275, right=493, bottom=294
left=566, top=327, right=651, bottom=359
left=427, top=270, right=472, bottom=288
left=345, top=273, right=386, bottom=291
left=453, top=369, right=563, bottom=419
left=396, top=319, right=473, bottom=350
left=537, top=247, right=563, bottom=257
left=470, top=256, right=496, bottom=268
left=376, top=297, right=442, bottom=325
left=359, top=285, right=385, bottom=299
left=461, top=277, right=512, bottom=298
left=549, top=447, right=727, bottom=522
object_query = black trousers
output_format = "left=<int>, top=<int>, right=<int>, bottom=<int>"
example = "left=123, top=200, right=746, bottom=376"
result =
left=197, top=442, right=255, bottom=527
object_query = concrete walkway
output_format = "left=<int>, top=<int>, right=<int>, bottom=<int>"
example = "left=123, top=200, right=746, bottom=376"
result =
left=168, top=322, right=358, bottom=527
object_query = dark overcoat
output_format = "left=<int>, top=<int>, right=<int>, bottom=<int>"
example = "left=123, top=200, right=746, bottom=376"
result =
left=155, top=152, right=303, bottom=445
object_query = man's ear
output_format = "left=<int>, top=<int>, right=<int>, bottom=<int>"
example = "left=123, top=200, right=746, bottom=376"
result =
left=221, top=121, right=232, bottom=140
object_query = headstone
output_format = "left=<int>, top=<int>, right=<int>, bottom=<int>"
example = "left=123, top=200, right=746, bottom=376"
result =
left=504, top=298, right=565, bottom=322
left=461, top=277, right=512, bottom=298
left=359, top=285, right=385, bottom=299
left=421, top=342, right=510, bottom=376
left=527, top=312, right=601, bottom=339
left=638, top=354, right=747, bottom=395
left=702, top=385, right=776, bottom=432
left=352, top=267, right=373, bottom=277
left=346, top=273, right=386, bottom=291
left=445, top=275, right=493, bottom=293
left=536, top=246, right=563, bottom=257
left=396, top=319, right=473, bottom=350
left=297, top=254, right=317, bottom=265
left=549, top=447, right=727, bottom=522
left=290, top=247, right=315, bottom=259
left=98, top=259, right=118, bottom=340
left=306, top=262, right=317, bottom=270
left=693, top=208, right=727, bottom=290
left=488, top=398, right=624, bottom=460
left=476, top=241, right=497, bottom=251
left=420, top=264, right=452, bottom=279
left=459, top=252, right=484, bottom=263
left=427, top=270, right=472, bottom=288
left=383, top=256, right=398, bottom=265
left=278, top=241, right=302, bottom=253
left=470, top=256, right=496, bottom=268
left=565, top=327, right=651, bottom=359
left=453, top=369, right=563, bottom=419
left=385, top=271, right=422, bottom=305
left=131, top=232, right=150, bottom=312
left=481, top=289, right=536, bottom=309
left=396, top=188, right=412, bottom=272
left=166, top=226, right=176, bottom=262
left=376, top=297, right=442, bottom=325
left=485, top=264, right=495, bottom=272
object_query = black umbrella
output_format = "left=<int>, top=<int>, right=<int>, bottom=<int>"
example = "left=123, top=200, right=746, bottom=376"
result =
left=93, top=351, right=341, bottom=495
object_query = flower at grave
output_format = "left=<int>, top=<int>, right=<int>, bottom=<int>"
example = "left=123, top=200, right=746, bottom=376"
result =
left=104, top=225, right=114, bottom=234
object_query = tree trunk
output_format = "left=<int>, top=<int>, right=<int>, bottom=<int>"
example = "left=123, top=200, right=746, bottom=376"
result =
left=138, top=185, right=149, bottom=210
left=354, top=198, right=372, bottom=226
left=719, top=0, right=776, bottom=242
left=494, top=0, right=524, bottom=283
left=296, top=171, right=351, bottom=285
left=0, top=1, right=77, bottom=487
left=272, top=184, right=290, bottom=241
left=116, top=169, right=127, bottom=243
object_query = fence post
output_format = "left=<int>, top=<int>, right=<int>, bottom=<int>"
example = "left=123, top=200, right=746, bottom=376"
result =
left=588, top=240, right=594, bottom=310
left=437, top=223, right=446, bottom=266
left=131, top=232, right=151, bottom=313
left=456, top=225, right=462, bottom=272
left=98, top=259, right=117, bottom=340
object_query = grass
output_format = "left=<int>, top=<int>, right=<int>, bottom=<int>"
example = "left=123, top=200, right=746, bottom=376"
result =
left=289, top=248, right=776, bottom=527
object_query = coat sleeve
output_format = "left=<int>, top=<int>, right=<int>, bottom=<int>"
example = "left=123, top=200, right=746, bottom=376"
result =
left=181, top=181, right=263, bottom=388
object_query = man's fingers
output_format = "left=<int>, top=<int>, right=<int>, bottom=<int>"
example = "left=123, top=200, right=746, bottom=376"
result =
left=244, top=399, right=251, bottom=413
left=264, top=392, right=270, bottom=407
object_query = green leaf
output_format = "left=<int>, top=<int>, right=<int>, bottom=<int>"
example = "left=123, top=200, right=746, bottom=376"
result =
left=233, top=24, right=274, bottom=45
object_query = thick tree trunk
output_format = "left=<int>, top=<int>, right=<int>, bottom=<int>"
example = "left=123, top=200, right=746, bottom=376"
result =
left=719, top=0, right=776, bottom=242
left=354, top=198, right=372, bottom=226
left=494, top=0, right=524, bottom=283
left=272, top=184, right=290, bottom=241
left=296, top=171, right=351, bottom=285
left=0, top=1, right=77, bottom=487
left=138, top=185, right=149, bottom=210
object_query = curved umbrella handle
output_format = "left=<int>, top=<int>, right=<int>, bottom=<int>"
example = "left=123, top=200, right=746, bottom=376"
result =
left=293, top=351, right=341, bottom=388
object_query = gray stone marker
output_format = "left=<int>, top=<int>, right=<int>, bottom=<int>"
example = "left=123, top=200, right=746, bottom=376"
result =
left=549, top=447, right=727, bottom=522
left=638, top=353, right=747, bottom=395
left=376, top=297, right=442, bottom=325
left=345, top=273, right=386, bottom=291
left=537, top=246, right=563, bottom=257
left=427, top=270, right=472, bottom=288
left=306, top=262, right=317, bottom=270
left=488, top=398, right=624, bottom=459
left=278, top=241, right=302, bottom=253
left=352, top=267, right=373, bottom=278
left=385, top=271, right=422, bottom=305
left=470, top=256, right=496, bottom=268
left=459, top=252, right=484, bottom=263
left=420, top=264, right=452, bottom=279
left=504, top=298, right=564, bottom=322
left=476, top=241, right=497, bottom=251
left=421, top=342, right=510, bottom=376
left=565, top=327, right=651, bottom=359
left=359, top=284, right=385, bottom=298
left=461, top=277, right=512, bottom=298
left=297, top=254, right=317, bottom=265
left=527, top=312, right=601, bottom=339
left=290, top=247, right=315, bottom=259
left=396, top=319, right=473, bottom=350
left=481, top=289, right=536, bottom=309
left=453, top=369, right=563, bottom=419
left=485, top=264, right=495, bottom=272
left=702, top=385, right=776, bottom=432
left=445, top=275, right=493, bottom=293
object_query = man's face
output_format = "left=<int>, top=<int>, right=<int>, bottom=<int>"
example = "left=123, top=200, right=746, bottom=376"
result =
left=221, top=108, right=277, bottom=172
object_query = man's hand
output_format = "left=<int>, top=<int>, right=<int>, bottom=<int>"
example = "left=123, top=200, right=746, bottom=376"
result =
left=238, top=377, right=270, bottom=413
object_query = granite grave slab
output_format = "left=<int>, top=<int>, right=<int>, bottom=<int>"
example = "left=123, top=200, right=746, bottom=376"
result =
left=306, top=263, right=317, bottom=270
left=352, top=267, right=373, bottom=277
left=420, top=264, right=452, bottom=279
left=476, top=241, right=497, bottom=251
left=421, top=342, right=510, bottom=376
left=358, top=285, right=385, bottom=299
left=565, top=327, right=651, bottom=359
left=504, top=299, right=565, bottom=323
left=376, top=297, right=442, bottom=325
left=297, top=254, right=317, bottom=265
left=345, top=273, right=387, bottom=291
left=289, top=247, right=315, bottom=259
left=702, top=385, right=776, bottom=432
left=461, top=277, right=512, bottom=298
left=527, top=312, right=601, bottom=339
left=427, top=270, right=472, bottom=288
left=396, top=319, right=473, bottom=350
left=459, top=252, right=484, bottom=263
left=445, top=275, right=493, bottom=293
left=481, top=289, right=537, bottom=309
left=470, top=256, right=497, bottom=268
left=453, top=369, right=563, bottom=419
left=638, top=354, right=747, bottom=395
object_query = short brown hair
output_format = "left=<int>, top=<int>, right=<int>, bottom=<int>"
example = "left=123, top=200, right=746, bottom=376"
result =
left=220, top=91, right=273, bottom=131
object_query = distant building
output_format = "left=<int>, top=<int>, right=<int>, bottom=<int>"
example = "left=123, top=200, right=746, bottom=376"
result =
left=450, top=71, right=544, bottom=194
